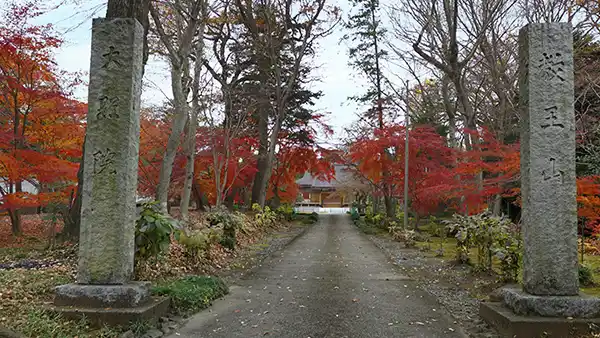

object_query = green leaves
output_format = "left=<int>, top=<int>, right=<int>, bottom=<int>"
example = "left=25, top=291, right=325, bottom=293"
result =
left=252, top=203, right=277, bottom=227
left=152, top=275, right=229, bottom=315
left=135, top=201, right=180, bottom=262
left=444, top=210, right=521, bottom=281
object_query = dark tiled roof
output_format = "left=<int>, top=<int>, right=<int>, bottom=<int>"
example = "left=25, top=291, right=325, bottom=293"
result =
left=296, top=164, right=351, bottom=189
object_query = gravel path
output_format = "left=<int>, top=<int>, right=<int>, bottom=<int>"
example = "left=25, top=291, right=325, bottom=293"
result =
left=368, top=234, right=500, bottom=338
left=168, top=215, right=464, bottom=338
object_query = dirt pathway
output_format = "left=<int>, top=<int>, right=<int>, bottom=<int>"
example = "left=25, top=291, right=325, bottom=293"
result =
left=169, top=215, right=465, bottom=338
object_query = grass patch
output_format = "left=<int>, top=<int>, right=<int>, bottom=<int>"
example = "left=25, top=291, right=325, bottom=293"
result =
left=352, top=217, right=386, bottom=235
left=152, top=275, right=229, bottom=315
left=20, top=309, right=121, bottom=338
left=415, top=232, right=600, bottom=296
left=0, top=267, right=73, bottom=332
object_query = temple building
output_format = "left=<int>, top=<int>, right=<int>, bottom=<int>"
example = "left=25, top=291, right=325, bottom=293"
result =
left=296, top=164, right=354, bottom=208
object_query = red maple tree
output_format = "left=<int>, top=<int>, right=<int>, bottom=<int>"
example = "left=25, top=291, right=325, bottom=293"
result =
left=0, top=1, right=85, bottom=235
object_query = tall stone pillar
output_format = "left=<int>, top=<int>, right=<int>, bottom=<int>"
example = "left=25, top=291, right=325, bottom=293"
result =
left=52, top=18, right=168, bottom=326
left=519, top=23, right=578, bottom=296
left=77, top=17, right=143, bottom=285
left=481, top=23, right=600, bottom=337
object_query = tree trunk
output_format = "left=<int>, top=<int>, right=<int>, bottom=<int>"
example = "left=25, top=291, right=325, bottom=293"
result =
left=106, top=0, right=149, bottom=19
left=180, top=14, right=205, bottom=219
left=191, top=181, right=206, bottom=211
left=64, top=149, right=84, bottom=238
left=492, top=194, right=503, bottom=216
left=271, top=184, right=281, bottom=209
left=251, top=109, right=269, bottom=206
left=156, top=64, right=189, bottom=213
left=106, top=0, right=151, bottom=70
left=224, top=188, right=237, bottom=210
left=414, top=213, right=421, bottom=230
left=256, top=151, right=276, bottom=207
left=242, top=188, right=251, bottom=209
left=180, top=112, right=197, bottom=222
left=372, top=195, right=380, bottom=214
left=384, top=194, right=394, bottom=219
left=8, top=209, right=21, bottom=236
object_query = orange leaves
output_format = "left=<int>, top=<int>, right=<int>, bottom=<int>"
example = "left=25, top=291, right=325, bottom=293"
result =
left=268, top=145, right=334, bottom=203
left=0, top=2, right=83, bottom=211
left=577, top=176, right=600, bottom=224
left=349, top=124, right=454, bottom=209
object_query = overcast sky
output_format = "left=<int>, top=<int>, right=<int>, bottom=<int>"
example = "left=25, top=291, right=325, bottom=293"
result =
left=19, top=0, right=406, bottom=145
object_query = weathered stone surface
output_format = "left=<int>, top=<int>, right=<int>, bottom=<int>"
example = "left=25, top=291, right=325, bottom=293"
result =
left=54, top=282, right=150, bottom=308
left=78, top=17, right=144, bottom=284
left=47, top=296, right=169, bottom=327
left=519, top=23, right=578, bottom=296
left=500, top=286, right=600, bottom=318
left=480, top=302, right=600, bottom=338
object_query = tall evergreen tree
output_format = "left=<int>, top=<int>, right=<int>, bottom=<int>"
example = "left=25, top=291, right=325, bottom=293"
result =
left=342, top=0, right=396, bottom=217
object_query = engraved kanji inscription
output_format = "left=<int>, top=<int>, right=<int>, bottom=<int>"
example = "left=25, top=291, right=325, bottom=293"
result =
left=102, top=46, right=122, bottom=69
left=97, top=96, right=120, bottom=120
left=542, top=157, right=564, bottom=183
left=93, top=148, right=117, bottom=175
left=540, top=106, right=565, bottom=129
left=537, top=52, right=565, bottom=82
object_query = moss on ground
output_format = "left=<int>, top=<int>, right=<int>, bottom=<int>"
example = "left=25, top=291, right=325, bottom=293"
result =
left=152, top=275, right=229, bottom=315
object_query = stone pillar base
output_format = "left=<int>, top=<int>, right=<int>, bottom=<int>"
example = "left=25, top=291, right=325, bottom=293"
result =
left=480, top=302, right=600, bottom=338
left=46, top=297, right=170, bottom=327
left=50, top=282, right=169, bottom=327
left=55, top=282, right=151, bottom=308
left=480, top=286, right=600, bottom=337
left=499, top=286, right=600, bottom=318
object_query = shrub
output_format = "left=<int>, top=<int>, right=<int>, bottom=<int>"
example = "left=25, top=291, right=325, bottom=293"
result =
left=444, top=210, right=522, bottom=280
left=388, top=225, right=417, bottom=247
left=579, top=265, right=595, bottom=286
left=428, top=216, right=446, bottom=256
left=444, top=215, right=473, bottom=264
left=276, top=204, right=296, bottom=221
left=178, top=229, right=222, bottom=260
left=350, top=208, right=359, bottom=221
left=253, top=203, right=277, bottom=227
left=135, top=201, right=180, bottom=261
left=493, top=225, right=522, bottom=283
left=206, top=209, right=244, bottom=250
left=152, top=275, right=229, bottom=315
left=353, top=217, right=378, bottom=235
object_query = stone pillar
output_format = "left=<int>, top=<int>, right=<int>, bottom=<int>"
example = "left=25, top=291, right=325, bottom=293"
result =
left=480, top=24, right=600, bottom=337
left=519, top=22, right=578, bottom=296
left=77, top=17, right=143, bottom=285
left=52, top=18, right=169, bottom=325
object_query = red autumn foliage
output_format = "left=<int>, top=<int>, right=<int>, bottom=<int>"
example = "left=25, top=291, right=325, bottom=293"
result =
left=0, top=0, right=85, bottom=234
left=268, top=143, right=335, bottom=203
left=194, top=128, right=259, bottom=205
left=349, top=123, right=455, bottom=216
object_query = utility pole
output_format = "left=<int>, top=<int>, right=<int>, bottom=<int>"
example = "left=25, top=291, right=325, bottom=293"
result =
left=404, top=81, right=410, bottom=229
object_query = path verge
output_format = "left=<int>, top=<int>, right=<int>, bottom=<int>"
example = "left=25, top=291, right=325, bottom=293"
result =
left=356, top=221, right=500, bottom=338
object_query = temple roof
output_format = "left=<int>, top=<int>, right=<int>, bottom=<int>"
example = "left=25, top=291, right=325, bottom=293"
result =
left=296, top=164, right=351, bottom=189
